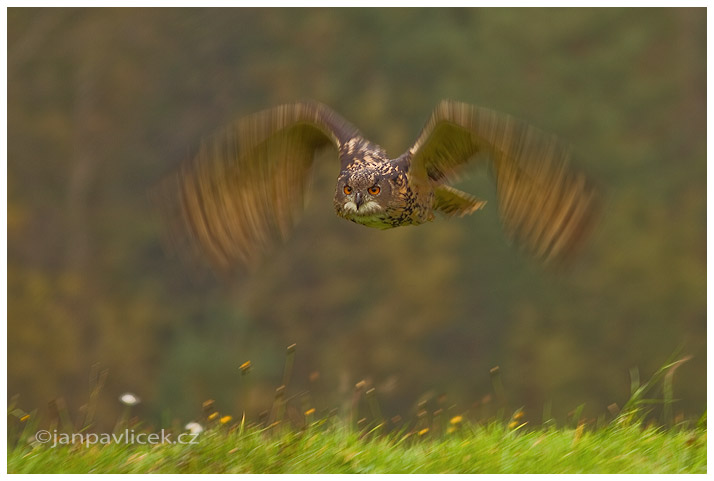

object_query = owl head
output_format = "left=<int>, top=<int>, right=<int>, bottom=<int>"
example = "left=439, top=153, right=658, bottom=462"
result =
left=334, top=168, right=393, bottom=222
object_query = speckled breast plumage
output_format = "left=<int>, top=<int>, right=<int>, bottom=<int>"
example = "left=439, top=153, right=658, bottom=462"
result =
left=333, top=138, right=434, bottom=229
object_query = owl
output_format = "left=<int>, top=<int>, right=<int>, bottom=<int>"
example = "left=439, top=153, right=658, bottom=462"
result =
left=158, top=100, right=599, bottom=270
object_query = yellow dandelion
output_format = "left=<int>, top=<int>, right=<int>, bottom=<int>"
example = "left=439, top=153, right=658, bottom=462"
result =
left=447, top=426, right=456, bottom=434
left=305, top=408, right=316, bottom=416
left=20, top=414, right=30, bottom=422
left=418, top=428, right=429, bottom=436
left=508, top=421, right=518, bottom=429
left=220, top=415, right=232, bottom=424
left=450, top=415, right=463, bottom=425
left=239, top=361, right=251, bottom=373
left=208, top=412, right=219, bottom=421
left=513, top=410, right=525, bottom=420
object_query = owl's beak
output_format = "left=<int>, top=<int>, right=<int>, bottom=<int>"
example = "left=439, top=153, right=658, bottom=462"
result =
left=354, top=192, right=364, bottom=209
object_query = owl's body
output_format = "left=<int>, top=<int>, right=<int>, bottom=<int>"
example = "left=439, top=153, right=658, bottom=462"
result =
left=161, top=100, right=599, bottom=270
left=334, top=140, right=426, bottom=229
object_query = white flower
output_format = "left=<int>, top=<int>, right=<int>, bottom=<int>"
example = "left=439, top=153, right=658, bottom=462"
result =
left=185, top=421, right=204, bottom=434
left=119, top=393, right=140, bottom=406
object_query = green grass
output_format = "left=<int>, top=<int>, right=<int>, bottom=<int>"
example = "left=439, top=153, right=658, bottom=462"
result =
left=7, top=420, right=706, bottom=473
left=8, top=354, right=706, bottom=473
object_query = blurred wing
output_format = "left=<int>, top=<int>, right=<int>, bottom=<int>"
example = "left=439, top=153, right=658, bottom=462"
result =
left=156, top=102, right=360, bottom=271
left=410, top=100, right=599, bottom=264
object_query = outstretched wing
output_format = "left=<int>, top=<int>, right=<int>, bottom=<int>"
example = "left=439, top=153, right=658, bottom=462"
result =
left=156, top=101, right=360, bottom=271
left=409, top=100, right=599, bottom=264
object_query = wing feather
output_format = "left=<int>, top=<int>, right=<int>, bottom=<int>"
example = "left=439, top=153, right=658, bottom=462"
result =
left=156, top=102, right=360, bottom=271
left=410, top=100, right=599, bottom=264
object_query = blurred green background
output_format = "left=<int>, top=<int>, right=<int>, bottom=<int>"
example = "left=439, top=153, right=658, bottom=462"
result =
left=8, top=8, right=706, bottom=430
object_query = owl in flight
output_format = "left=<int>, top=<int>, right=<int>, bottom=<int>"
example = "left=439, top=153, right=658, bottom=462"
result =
left=161, top=100, right=598, bottom=270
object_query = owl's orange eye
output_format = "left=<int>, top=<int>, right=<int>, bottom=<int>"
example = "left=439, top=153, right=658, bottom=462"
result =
left=368, top=185, right=381, bottom=195
left=343, top=185, right=353, bottom=195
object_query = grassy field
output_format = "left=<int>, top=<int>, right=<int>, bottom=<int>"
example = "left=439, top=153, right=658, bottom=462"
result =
left=8, top=356, right=706, bottom=473
left=7, top=418, right=707, bottom=474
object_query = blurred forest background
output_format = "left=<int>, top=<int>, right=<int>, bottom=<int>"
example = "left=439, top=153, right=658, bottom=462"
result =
left=8, top=8, right=706, bottom=430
